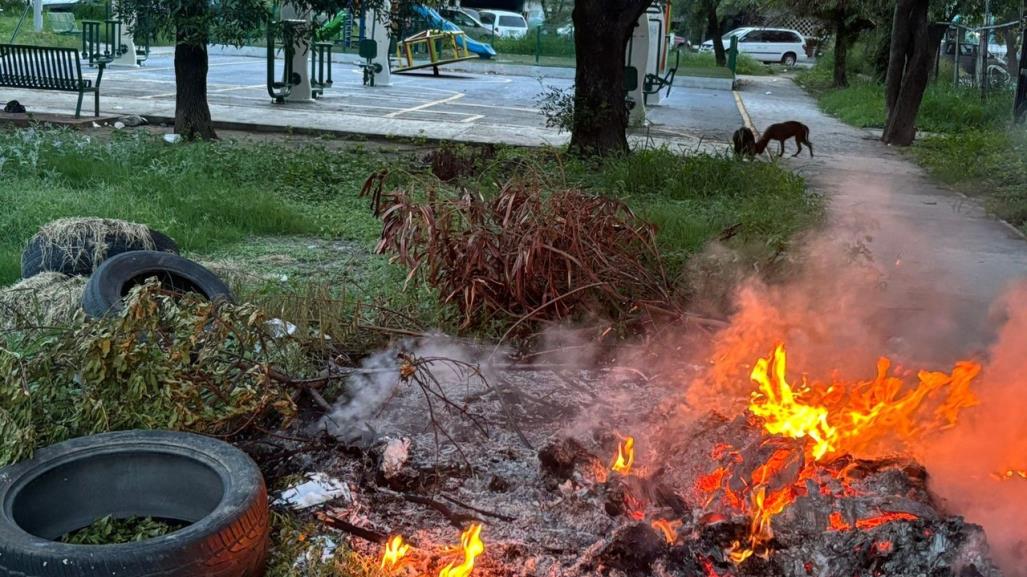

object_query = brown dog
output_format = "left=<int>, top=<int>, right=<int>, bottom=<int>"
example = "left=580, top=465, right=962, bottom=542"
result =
left=755, top=121, right=814, bottom=158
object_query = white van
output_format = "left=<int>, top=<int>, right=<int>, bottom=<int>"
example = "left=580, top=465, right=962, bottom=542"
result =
left=700, top=27, right=808, bottom=66
left=478, top=9, right=529, bottom=39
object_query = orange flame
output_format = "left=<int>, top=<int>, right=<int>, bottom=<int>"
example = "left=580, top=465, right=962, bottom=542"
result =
left=611, top=436, right=635, bottom=475
left=380, top=535, right=410, bottom=571
left=438, top=524, right=485, bottom=577
left=709, top=344, right=979, bottom=560
left=749, top=344, right=980, bottom=461
left=651, top=519, right=682, bottom=544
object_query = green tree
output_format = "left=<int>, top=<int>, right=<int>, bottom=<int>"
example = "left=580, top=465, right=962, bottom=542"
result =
left=779, top=0, right=890, bottom=87
left=117, top=0, right=273, bottom=140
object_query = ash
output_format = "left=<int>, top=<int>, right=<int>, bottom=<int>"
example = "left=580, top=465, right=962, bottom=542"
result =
left=266, top=339, right=1003, bottom=577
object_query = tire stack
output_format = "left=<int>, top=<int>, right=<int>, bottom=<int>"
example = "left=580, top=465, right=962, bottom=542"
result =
left=14, top=218, right=232, bottom=318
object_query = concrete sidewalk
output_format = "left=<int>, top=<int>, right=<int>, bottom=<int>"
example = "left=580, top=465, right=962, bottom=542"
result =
left=735, top=74, right=1027, bottom=356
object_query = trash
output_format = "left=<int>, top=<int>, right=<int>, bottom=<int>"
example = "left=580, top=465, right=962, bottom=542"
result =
left=119, top=115, right=147, bottom=127
left=163, top=133, right=182, bottom=144
left=3, top=100, right=26, bottom=113
left=92, top=122, right=100, bottom=128
left=266, top=318, right=298, bottom=338
left=276, top=473, right=352, bottom=510
left=293, top=535, right=337, bottom=569
left=113, top=121, right=125, bottom=130
left=379, top=437, right=411, bottom=479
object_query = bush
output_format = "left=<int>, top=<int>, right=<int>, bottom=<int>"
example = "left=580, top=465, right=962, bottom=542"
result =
left=363, top=172, right=676, bottom=328
left=491, top=30, right=575, bottom=57
left=678, top=51, right=773, bottom=76
left=0, top=282, right=303, bottom=467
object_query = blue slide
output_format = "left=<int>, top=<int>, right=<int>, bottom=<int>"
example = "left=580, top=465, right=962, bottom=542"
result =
left=412, top=5, right=497, bottom=59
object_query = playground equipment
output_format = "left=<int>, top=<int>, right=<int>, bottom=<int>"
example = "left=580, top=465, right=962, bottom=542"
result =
left=625, top=1, right=671, bottom=126
left=393, top=29, right=479, bottom=75
left=411, top=5, right=496, bottom=59
left=358, top=0, right=392, bottom=86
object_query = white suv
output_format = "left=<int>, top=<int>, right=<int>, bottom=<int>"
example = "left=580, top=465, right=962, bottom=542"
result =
left=478, top=10, right=529, bottom=39
left=701, top=27, right=808, bottom=66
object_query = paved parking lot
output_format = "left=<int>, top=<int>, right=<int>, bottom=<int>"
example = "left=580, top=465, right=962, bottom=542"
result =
left=88, top=52, right=742, bottom=143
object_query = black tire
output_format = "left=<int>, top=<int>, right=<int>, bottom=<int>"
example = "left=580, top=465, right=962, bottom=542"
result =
left=781, top=52, right=797, bottom=67
left=82, top=251, right=234, bottom=317
left=0, top=430, right=269, bottom=577
left=21, top=224, right=179, bottom=279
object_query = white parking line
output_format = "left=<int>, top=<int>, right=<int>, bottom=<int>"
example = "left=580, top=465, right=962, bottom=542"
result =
left=384, top=93, right=464, bottom=118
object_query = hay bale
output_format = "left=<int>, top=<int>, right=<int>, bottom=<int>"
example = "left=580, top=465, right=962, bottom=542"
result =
left=0, top=273, right=87, bottom=330
left=21, top=218, right=178, bottom=279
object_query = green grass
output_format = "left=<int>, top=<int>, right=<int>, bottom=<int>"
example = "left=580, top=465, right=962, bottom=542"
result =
left=678, top=51, right=773, bottom=76
left=911, top=129, right=1027, bottom=233
left=795, top=57, right=1014, bottom=133
left=0, top=130, right=386, bottom=284
left=796, top=54, right=1026, bottom=234
left=464, top=146, right=820, bottom=272
left=0, top=14, right=81, bottom=47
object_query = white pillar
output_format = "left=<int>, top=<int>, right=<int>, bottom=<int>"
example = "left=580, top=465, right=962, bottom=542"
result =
left=626, top=11, right=651, bottom=127
left=111, top=0, right=139, bottom=67
left=33, top=0, right=43, bottom=33
left=370, top=0, right=392, bottom=87
left=282, top=5, right=313, bottom=101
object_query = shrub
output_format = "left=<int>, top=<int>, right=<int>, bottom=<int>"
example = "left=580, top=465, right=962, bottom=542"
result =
left=363, top=173, right=677, bottom=329
left=0, top=282, right=303, bottom=466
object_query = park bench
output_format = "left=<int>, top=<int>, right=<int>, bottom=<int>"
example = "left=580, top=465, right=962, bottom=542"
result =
left=0, top=44, right=104, bottom=117
left=48, top=12, right=80, bottom=35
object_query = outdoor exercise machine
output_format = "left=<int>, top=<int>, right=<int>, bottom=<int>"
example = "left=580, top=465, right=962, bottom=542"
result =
left=625, top=0, right=672, bottom=126
left=267, top=5, right=336, bottom=102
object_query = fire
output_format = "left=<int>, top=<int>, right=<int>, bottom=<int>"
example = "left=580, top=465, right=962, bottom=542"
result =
left=651, top=519, right=682, bottom=544
left=438, top=524, right=485, bottom=577
left=993, top=469, right=1027, bottom=481
left=380, top=535, right=410, bottom=571
left=703, top=344, right=979, bottom=563
left=611, top=436, right=635, bottom=475
left=749, top=344, right=981, bottom=462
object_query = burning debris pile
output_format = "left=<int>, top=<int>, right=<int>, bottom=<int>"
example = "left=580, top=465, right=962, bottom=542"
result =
left=267, top=339, right=1008, bottom=577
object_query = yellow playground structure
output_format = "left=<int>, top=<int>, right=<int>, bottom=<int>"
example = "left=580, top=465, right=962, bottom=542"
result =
left=393, top=29, right=478, bottom=76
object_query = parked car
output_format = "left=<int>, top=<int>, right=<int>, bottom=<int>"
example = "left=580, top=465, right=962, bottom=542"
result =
left=439, top=7, right=491, bottom=39
left=478, top=9, right=529, bottom=39
left=700, top=27, right=808, bottom=66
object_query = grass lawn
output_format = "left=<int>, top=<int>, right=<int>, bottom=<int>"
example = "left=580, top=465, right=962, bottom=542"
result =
left=0, top=14, right=80, bottom=48
left=795, top=59, right=1026, bottom=233
left=0, top=127, right=820, bottom=338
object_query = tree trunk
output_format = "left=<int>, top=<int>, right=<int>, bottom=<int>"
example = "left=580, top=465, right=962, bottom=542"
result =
left=569, top=0, right=651, bottom=156
left=706, top=4, right=725, bottom=67
left=882, top=0, right=931, bottom=146
left=1005, top=29, right=1020, bottom=77
left=833, top=10, right=849, bottom=88
left=884, top=0, right=914, bottom=117
left=174, top=29, right=215, bottom=140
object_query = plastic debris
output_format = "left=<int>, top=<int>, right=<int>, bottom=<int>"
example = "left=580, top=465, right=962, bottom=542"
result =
left=276, top=473, right=352, bottom=510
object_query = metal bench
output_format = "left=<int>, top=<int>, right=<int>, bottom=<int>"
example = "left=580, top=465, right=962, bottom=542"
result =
left=0, top=44, right=104, bottom=117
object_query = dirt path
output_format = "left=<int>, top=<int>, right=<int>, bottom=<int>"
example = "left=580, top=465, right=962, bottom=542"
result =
left=735, top=74, right=1027, bottom=357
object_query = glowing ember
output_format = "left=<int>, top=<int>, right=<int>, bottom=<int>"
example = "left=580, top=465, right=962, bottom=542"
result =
left=380, top=535, right=410, bottom=571
left=438, top=524, right=485, bottom=577
left=651, top=519, right=682, bottom=544
left=875, top=540, right=894, bottom=555
left=828, top=511, right=851, bottom=531
left=993, top=469, right=1027, bottom=481
left=854, top=512, right=918, bottom=530
left=611, top=436, right=635, bottom=475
